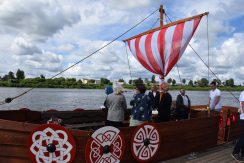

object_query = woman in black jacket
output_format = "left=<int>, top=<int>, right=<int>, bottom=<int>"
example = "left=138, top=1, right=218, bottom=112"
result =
left=157, top=83, right=172, bottom=122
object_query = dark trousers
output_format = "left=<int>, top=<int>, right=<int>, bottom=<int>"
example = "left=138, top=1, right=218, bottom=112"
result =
left=176, top=108, right=188, bottom=120
left=106, top=120, right=123, bottom=128
left=233, top=120, right=244, bottom=156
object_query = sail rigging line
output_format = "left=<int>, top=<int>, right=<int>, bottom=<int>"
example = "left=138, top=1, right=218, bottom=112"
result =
left=207, top=15, right=210, bottom=83
left=165, top=12, right=239, bottom=103
left=188, top=44, right=239, bottom=102
left=0, top=8, right=160, bottom=106
left=125, top=43, right=133, bottom=81
left=176, top=64, right=183, bottom=87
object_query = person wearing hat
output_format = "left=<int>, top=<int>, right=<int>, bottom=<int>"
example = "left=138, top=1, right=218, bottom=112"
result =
left=105, top=82, right=127, bottom=128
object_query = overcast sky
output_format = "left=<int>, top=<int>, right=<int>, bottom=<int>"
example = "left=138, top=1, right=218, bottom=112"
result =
left=0, top=0, right=243, bottom=84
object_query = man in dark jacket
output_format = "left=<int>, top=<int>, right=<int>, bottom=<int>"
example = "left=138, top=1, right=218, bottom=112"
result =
left=176, top=89, right=191, bottom=120
left=148, top=84, right=160, bottom=111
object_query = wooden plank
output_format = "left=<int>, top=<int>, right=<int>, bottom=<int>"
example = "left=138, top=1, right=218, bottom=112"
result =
left=0, top=144, right=28, bottom=158
left=0, top=157, right=30, bottom=163
left=0, top=119, right=38, bottom=132
left=0, top=130, right=29, bottom=146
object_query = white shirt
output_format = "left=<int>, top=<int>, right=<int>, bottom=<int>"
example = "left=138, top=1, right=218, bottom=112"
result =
left=239, top=91, right=244, bottom=120
left=153, top=92, right=156, bottom=97
left=181, top=95, right=189, bottom=106
left=209, top=88, right=222, bottom=110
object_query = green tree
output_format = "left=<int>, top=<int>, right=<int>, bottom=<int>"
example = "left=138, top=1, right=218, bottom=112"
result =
left=118, top=79, right=124, bottom=82
left=151, top=75, right=156, bottom=83
left=8, top=71, right=15, bottom=79
left=16, top=69, right=25, bottom=80
left=129, top=80, right=132, bottom=85
left=182, top=79, right=186, bottom=85
left=172, top=79, right=176, bottom=85
left=226, top=78, right=234, bottom=87
left=134, top=78, right=143, bottom=85
left=40, top=74, right=45, bottom=79
left=89, top=79, right=95, bottom=84
left=167, top=78, right=172, bottom=84
left=188, top=80, right=193, bottom=86
left=199, top=78, right=208, bottom=87
left=101, top=78, right=110, bottom=85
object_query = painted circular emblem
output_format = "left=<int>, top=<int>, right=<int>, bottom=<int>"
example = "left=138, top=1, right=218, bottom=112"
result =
left=27, top=124, right=76, bottom=163
left=131, top=122, right=160, bottom=162
left=85, top=126, right=125, bottom=163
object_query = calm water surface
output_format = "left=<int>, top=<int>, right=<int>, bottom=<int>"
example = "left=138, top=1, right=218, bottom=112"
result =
left=0, top=87, right=241, bottom=111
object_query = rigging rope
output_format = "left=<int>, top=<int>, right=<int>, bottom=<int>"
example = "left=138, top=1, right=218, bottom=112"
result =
left=0, top=8, right=159, bottom=106
left=207, top=15, right=210, bottom=83
left=125, top=43, right=133, bottom=82
left=165, top=12, right=239, bottom=102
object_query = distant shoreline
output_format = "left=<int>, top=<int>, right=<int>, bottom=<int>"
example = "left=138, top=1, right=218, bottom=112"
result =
left=0, top=85, right=243, bottom=91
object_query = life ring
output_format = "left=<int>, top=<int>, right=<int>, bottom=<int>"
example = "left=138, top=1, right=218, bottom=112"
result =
left=27, top=124, right=76, bottom=163
left=85, top=126, right=125, bottom=163
left=130, top=122, right=160, bottom=162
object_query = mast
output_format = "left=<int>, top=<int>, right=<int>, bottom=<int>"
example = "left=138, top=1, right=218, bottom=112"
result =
left=159, top=5, right=165, bottom=99
left=159, top=5, right=164, bottom=27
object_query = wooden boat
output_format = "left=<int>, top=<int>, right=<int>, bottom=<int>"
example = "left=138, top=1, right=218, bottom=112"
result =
left=0, top=5, right=241, bottom=163
left=0, top=106, right=240, bottom=163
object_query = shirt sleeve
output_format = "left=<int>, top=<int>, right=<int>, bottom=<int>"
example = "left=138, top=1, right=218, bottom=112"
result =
left=216, top=90, right=221, bottom=96
left=240, top=92, right=244, bottom=102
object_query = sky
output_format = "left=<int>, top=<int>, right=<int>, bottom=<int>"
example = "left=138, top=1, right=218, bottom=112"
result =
left=0, top=0, right=243, bottom=85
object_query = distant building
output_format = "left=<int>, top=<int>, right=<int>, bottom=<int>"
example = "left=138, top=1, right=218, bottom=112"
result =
left=81, top=78, right=89, bottom=84
left=94, top=80, right=101, bottom=85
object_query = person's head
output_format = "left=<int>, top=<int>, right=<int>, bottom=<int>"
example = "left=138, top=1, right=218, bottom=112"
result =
left=180, top=89, right=185, bottom=95
left=113, top=82, right=124, bottom=95
left=210, top=81, right=217, bottom=90
left=160, top=82, right=170, bottom=93
left=136, top=84, right=146, bottom=94
left=151, top=84, right=158, bottom=92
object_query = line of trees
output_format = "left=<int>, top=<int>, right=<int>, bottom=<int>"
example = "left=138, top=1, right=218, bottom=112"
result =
left=0, top=70, right=239, bottom=88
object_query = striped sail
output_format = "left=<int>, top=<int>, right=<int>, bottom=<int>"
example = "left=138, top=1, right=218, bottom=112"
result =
left=126, top=14, right=204, bottom=76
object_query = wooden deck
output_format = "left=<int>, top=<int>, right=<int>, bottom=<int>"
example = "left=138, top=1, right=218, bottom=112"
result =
left=160, top=142, right=237, bottom=163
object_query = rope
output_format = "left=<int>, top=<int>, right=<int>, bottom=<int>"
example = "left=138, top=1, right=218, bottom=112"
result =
left=0, top=8, right=159, bottom=105
left=188, top=44, right=239, bottom=102
left=125, top=43, right=133, bottom=81
left=207, top=15, right=210, bottom=83
left=165, top=12, right=239, bottom=102
left=176, top=64, right=183, bottom=87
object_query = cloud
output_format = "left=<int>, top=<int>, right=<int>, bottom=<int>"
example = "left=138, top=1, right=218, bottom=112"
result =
left=0, top=0, right=243, bottom=85
left=11, top=37, right=41, bottom=56
left=0, top=0, right=80, bottom=41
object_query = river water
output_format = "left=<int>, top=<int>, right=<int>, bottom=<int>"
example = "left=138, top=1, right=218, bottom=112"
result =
left=0, top=87, right=241, bottom=111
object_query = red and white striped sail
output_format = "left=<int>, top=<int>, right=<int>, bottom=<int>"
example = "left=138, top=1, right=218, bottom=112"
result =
left=126, top=14, right=205, bottom=76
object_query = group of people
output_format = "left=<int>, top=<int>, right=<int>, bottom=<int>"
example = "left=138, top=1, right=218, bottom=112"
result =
left=103, top=82, right=192, bottom=128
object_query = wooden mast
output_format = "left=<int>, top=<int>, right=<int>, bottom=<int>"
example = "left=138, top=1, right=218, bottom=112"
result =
left=159, top=5, right=164, bottom=27
left=159, top=5, right=165, bottom=100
